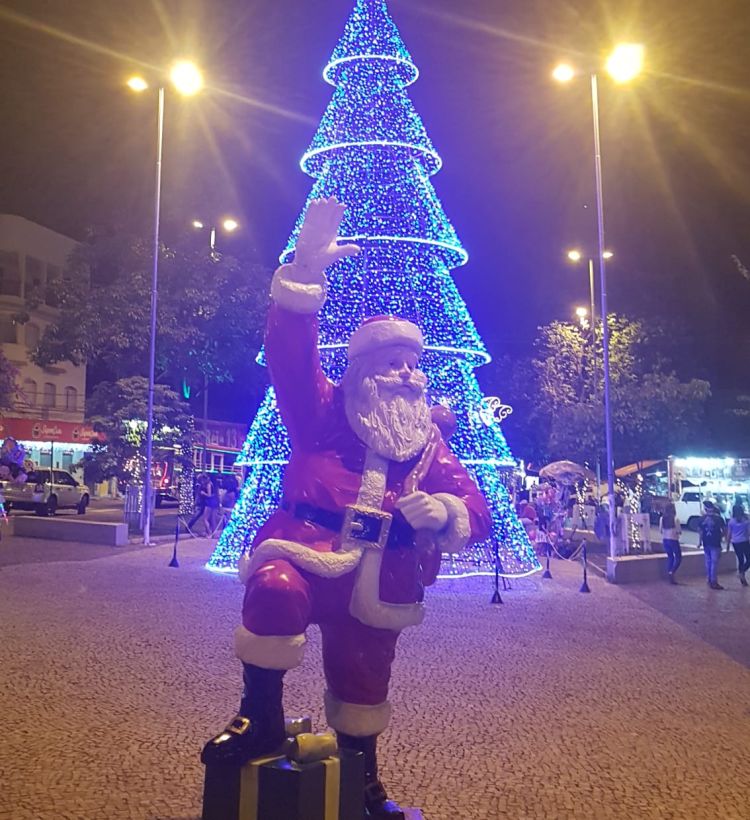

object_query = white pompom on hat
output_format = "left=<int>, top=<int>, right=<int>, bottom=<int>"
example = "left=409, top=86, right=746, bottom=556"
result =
left=348, top=315, right=424, bottom=361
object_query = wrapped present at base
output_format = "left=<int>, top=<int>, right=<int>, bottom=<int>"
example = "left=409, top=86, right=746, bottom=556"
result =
left=202, top=731, right=364, bottom=820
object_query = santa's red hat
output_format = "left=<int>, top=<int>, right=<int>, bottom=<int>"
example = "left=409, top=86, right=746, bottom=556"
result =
left=348, top=315, right=424, bottom=360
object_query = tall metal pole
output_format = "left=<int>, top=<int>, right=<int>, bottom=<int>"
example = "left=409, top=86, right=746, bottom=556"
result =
left=588, top=257, right=602, bottom=494
left=202, top=372, right=209, bottom=471
left=142, top=85, right=165, bottom=545
left=590, top=73, right=618, bottom=559
left=587, top=258, right=596, bottom=329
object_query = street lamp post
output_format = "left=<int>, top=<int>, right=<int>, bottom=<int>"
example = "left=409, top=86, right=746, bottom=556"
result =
left=554, top=44, right=644, bottom=560
left=127, top=60, right=204, bottom=545
left=190, top=217, right=240, bottom=471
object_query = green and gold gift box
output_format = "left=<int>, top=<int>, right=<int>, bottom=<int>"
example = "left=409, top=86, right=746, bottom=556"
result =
left=202, top=743, right=364, bottom=820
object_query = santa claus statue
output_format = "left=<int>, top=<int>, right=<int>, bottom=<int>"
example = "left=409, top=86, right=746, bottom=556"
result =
left=202, top=198, right=491, bottom=818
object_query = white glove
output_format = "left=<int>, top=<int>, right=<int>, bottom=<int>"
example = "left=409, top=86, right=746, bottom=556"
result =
left=395, top=491, right=448, bottom=532
left=292, top=197, right=360, bottom=282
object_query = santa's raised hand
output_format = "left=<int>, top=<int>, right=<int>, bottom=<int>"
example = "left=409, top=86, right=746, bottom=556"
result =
left=292, top=197, right=360, bottom=282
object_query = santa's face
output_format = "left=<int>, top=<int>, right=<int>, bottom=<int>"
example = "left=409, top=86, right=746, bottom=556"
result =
left=341, top=344, right=432, bottom=462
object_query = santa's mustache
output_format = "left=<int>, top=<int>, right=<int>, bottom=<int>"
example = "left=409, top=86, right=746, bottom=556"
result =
left=372, top=372, right=427, bottom=395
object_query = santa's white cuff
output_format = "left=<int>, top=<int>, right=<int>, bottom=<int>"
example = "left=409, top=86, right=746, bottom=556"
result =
left=234, top=626, right=306, bottom=670
left=270, top=263, right=326, bottom=314
left=432, top=493, right=472, bottom=554
left=324, top=690, right=391, bottom=737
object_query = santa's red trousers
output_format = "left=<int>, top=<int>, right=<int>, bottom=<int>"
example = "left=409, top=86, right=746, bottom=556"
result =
left=242, top=559, right=400, bottom=706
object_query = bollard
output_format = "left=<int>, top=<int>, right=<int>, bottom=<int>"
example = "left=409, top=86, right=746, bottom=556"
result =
left=490, top=540, right=503, bottom=604
left=579, top=542, right=591, bottom=593
left=168, top=519, right=180, bottom=568
left=542, top=542, right=553, bottom=579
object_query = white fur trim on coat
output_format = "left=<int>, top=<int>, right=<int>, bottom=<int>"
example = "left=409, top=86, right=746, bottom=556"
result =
left=234, top=626, right=306, bottom=670
left=348, top=316, right=424, bottom=360
left=324, top=690, right=392, bottom=737
left=270, top=264, right=326, bottom=314
left=432, top=493, right=471, bottom=554
left=238, top=539, right=364, bottom=585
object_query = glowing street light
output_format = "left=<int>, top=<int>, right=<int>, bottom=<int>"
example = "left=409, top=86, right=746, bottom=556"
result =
left=552, top=62, right=576, bottom=83
left=126, top=75, right=149, bottom=93
left=554, top=44, right=644, bottom=559
left=126, top=60, right=204, bottom=546
left=606, top=44, right=645, bottom=84
left=191, top=217, right=240, bottom=254
left=169, top=60, right=204, bottom=96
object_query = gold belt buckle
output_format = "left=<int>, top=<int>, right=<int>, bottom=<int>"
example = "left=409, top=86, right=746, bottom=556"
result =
left=342, top=504, right=393, bottom=550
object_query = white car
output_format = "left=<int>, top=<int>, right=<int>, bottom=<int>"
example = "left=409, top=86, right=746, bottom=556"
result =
left=1, top=469, right=90, bottom=516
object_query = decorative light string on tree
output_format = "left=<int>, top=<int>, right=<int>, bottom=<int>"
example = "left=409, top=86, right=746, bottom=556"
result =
left=208, top=0, right=539, bottom=579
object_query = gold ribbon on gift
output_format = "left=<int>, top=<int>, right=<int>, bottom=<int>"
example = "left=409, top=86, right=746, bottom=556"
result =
left=239, top=753, right=284, bottom=820
left=321, top=756, right=341, bottom=820
left=238, top=749, right=342, bottom=820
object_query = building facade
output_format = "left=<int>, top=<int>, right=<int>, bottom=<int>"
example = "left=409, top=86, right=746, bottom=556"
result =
left=0, top=214, right=90, bottom=474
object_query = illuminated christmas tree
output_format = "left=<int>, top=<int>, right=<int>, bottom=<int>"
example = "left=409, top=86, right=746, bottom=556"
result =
left=208, top=0, right=540, bottom=578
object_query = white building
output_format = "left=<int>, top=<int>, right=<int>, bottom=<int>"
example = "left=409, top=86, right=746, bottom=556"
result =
left=0, top=215, right=93, bottom=473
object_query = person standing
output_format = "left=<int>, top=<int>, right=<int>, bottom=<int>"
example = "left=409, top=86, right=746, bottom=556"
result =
left=726, top=503, right=750, bottom=587
left=698, top=501, right=727, bottom=590
left=659, top=501, right=682, bottom=584
left=199, top=476, right=219, bottom=537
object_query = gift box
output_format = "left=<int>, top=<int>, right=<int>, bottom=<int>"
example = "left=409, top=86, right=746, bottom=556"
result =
left=202, top=747, right=364, bottom=820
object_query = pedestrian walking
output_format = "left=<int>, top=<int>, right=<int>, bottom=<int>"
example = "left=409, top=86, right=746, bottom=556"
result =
left=725, top=503, right=749, bottom=587
left=198, top=476, right=219, bottom=536
left=698, top=501, right=727, bottom=590
left=187, top=473, right=209, bottom=532
left=659, top=501, right=682, bottom=583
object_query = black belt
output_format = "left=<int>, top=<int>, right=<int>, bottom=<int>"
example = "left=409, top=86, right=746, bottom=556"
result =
left=283, top=501, right=415, bottom=550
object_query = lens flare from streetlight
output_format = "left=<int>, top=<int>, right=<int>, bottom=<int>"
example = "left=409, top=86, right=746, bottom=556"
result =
left=126, top=75, right=148, bottom=92
left=603, top=250, right=614, bottom=259
left=552, top=63, right=576, bottom=83
left=567, top=249, right=583, bottom=262
left=191, top=220, right=204, bottom=229
left=222, top=218, right=239, bottom=233
left=606, top=44, right=644, bottom=84
left=170, top=60, right=204, bottom=96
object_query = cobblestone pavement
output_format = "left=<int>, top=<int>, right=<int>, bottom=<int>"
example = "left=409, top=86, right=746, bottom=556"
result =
left=1, top=535, right=748, bottom=820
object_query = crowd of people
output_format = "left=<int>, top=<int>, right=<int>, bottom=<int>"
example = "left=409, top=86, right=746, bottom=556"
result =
left=661, top=499, right=749, bottom=590
left=516, top=482, right=749, bottom=589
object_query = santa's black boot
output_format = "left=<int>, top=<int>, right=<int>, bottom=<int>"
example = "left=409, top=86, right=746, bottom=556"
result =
left=336, top=732, right=405, bottom=819
left=201, top=663, right=286, bottom=766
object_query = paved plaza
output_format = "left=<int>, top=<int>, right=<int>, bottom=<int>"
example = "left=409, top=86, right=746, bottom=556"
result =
left=1, top=533, right=748, bottom=820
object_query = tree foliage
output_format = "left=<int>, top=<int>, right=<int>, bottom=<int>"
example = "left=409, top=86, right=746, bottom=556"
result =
left=483, top=315, right=711, bottom=466
left=81, top=376, right=193, bottom=486
left=0, top=349, right=18, bottom=410
left=24, top=230, right=270, bottom=391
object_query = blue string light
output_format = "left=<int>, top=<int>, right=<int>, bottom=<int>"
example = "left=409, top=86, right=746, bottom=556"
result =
left=208, top=0, right=540, bottom=579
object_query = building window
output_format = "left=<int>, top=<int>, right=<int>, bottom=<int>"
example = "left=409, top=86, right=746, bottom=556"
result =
left=0, top=316, right=16, bottom=343
left=25, top=323, right=41, bottom=349
left=25, top=256, right=45, bottom=297
left=42, top=382, right=56, bottom=409
left=22, top=378, right=37, bottom=406
left=0, top=251, right=21, bottom=297
left=65, top=386, right=77, bottom=412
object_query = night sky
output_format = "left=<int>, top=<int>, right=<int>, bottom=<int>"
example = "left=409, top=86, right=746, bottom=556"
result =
left=1, top=0, right=749, bottom=419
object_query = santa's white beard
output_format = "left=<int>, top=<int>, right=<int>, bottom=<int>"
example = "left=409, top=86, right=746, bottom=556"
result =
left=343, top=369, right=432, bottom=462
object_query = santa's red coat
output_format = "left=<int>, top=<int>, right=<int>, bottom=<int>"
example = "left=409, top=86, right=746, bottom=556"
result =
left=249, top=303, right=491, bottom=605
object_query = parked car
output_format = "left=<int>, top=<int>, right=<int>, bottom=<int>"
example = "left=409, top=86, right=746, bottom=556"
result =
left=1, top=469, right=90, bottom=516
